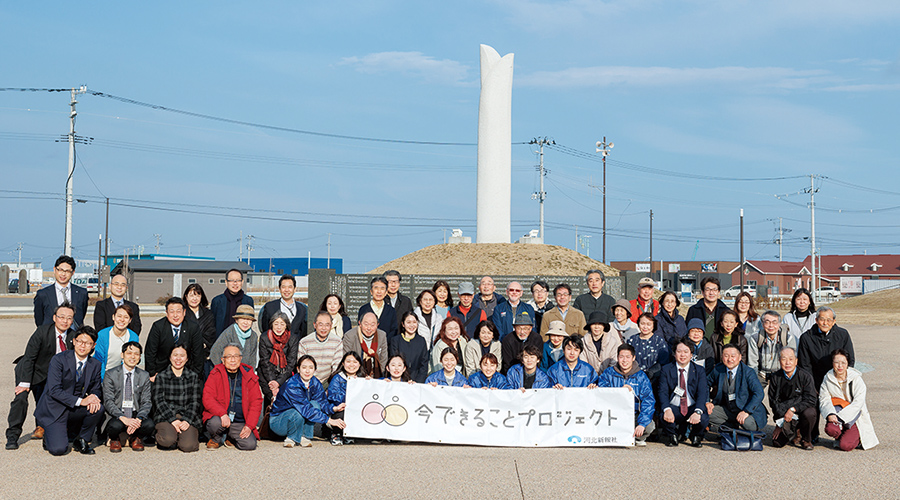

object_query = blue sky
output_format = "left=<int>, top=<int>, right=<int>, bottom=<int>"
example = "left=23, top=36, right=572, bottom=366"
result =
left=2, top=1, right=898, bottom=272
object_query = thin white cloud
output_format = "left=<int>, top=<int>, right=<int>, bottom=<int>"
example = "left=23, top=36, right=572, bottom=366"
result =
left=823, top=84, right=900, bottom=92
left=518, top=65, right=832, bottom=89
left=339, top=51, right=470, bottom=85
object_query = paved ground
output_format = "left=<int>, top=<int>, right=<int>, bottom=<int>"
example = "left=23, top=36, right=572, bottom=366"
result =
left=0, top=316, right=896, bottom=498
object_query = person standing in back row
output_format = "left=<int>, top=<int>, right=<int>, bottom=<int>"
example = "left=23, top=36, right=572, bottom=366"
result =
left=94, top=273, right=142, bottom=336
left=573, top=270, right=615, bottom=322
left=34, top=255, right=88, bottom=329
left=686, top=277, right=729, bottom=342
left=210, top=268, right=254, bottom=339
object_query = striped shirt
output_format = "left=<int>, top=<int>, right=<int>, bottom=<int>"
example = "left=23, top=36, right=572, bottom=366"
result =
left=298, top=333, right=343, bottom=385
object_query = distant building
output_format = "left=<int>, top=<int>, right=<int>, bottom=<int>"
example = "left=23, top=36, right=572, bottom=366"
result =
left=247, top=257, right=342, bottom=276
left=111, top=260, right=252, bottom=303
left=104, top=253, right=214, bottom=268
left=610, top=260, right=737, bottom=298
left=730, top=254, right=900, bottom=296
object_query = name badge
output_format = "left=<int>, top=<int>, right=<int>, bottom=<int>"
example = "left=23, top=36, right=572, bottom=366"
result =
left=228, top=411, right=236, bottom=421
left=122, top=400, right=134, bottom=409
left=728, top=394, right=736, bottom=401
left=673, top=387, right=685, bottom=397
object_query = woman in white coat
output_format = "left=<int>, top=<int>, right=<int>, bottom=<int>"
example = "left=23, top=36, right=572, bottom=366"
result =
left=819, top=348, right=878, bottom=451
left=414, top=289, right=443, bottom=350
left=783, top=288, right=816, bottom=339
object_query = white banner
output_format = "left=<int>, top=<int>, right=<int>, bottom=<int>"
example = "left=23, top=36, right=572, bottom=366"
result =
left=344, top=379, right=635, bottom=447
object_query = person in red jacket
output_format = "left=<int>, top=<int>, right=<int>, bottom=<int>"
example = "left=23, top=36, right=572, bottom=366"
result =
left=203, top=344, right=263, bottom=450
left=630, top=277, right=659, bottom=322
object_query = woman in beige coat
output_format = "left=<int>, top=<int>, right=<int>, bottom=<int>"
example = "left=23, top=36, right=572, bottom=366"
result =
left=819, top=348, right=878, bottom=450
left=464, top=320, right=502, bottom=377
left=579, top=311, right=622, bottom=374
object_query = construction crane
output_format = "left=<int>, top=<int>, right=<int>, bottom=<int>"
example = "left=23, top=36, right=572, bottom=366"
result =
left=691, top=240, right=700, bottom=261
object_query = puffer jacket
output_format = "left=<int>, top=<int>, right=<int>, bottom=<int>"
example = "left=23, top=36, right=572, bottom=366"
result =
left=598, top=364, right=656, bottom=427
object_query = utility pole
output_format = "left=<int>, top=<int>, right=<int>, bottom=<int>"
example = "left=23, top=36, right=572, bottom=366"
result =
left=777, top=217, right=783, bottom=261
left=327, top=233, right=332, bottom=269
left=246, top=235, right=254, bottom=265
left=103, top=198, right=109, bottom=297
left=808, top=175, right=818, bottom=297
left=239, top=231, right=243, bottom=261
left=649, top=210, right=653, bottom=273
left=64, top=86, right=87, bottom=256
left=595, top=137, right=614, bottom=264
left=187, top=244, right=191, bottom=256
left=529, top=137, right=553, bottom=240
left=740, top=209, right=745, bottom=292
left=16, top=242, right=23, bottom=266
left=154, top=234, right=162, bottom=254
left=574, top=225, right=578, bottom=253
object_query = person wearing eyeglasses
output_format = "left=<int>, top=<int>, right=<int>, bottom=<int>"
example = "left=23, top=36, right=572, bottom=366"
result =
left=203, top=344, right=263, bottom=450
left=491, top=281, right=534, bottom=341
left=210, top=268, right=254, bottom=338
left=93, top=273, right=142, bottom=336
left=34, top=255, right=88, bottom=329
left=539, top=284, right=586, bottom=340
left=34, top=326, right=103, bottom=456
left=686, top=277, right=729, bottom=342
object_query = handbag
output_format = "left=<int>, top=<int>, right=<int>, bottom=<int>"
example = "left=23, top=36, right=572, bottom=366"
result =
left=257, top=404, right=275, bottom=440
left=719, top=424, right=765, bottom=451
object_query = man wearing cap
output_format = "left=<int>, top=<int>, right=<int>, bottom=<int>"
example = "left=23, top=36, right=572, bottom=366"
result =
left=539, top=320, right=568, bottom=370
left=491, top=281, right=535, bottom=341
left=629, top=277, right=659, bottom=322
left=473, top=276, right=507, bottom=318
left=686, top=277, right=729, bottom=342
left=547, top=335, right=598, bottom=389
left=599, top=344, right=656, bottom=446
left=580, top=311, right=621, bottom=374
left=145, top=297, right=204, bottom=380
left=540, top=283, right=586, bottom=340
left=685, top=318, right=715, bottom=371
left=610, top=299, right=639, bottom=340
left=203, top=344, right=263, bottom=450
left=500, top=311, right=543, bottom=374
left=448, top=282, right=486, bottom=339
left=573, top=269, right=616, bottom=322
left=210, top=304, right=260, bottom=368
left=210, top=268, right=255, bottom=338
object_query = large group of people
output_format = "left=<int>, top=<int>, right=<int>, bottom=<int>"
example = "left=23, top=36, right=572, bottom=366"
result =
left=5, top=258, right=878, bottom=454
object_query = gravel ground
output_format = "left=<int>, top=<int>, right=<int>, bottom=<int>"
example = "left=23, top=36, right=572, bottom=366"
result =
left=0, top=317, right=895, bottom=499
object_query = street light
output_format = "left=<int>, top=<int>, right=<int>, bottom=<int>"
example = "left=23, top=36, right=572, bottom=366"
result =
left=595, top=138, right=613, bottom=263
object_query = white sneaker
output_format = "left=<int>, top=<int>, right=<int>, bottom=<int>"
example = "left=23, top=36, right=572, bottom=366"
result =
left=299, top=437, right=312, bottom=448
left=283, top=438, right=295, bottom=448
left=634, top=440, right=647, bottom=447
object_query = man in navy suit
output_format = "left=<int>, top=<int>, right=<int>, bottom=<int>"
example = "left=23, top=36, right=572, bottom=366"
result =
left=34, top=326, right=104, bottom=456
left=210, top=268, right=254, bottom=339
left=93, top=273, right=142, bottom=336
left=258, top=274, right=308, bottom=339
left=34, top=255, right=89, bottom=329
left=357, top=277, right=397, bottom=341
left=706, top=344, right=767, bottom=432
left=657, top=339, right=709, bottom=447
left=6, top=304, right=76, bottom=450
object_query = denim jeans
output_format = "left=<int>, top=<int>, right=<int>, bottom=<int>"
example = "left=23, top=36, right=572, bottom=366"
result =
left=269, top=401, right=321, bottom=441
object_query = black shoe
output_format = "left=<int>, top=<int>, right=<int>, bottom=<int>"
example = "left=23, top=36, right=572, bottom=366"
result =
left=73, top=438, right=95, bottom=455
left=5, top=441, right=18, bottom=450
left=664, top=435, right=679, bottom=447
left=143, top=435, right=157, bottom=447
left=689, top=435, right=703, bottom=448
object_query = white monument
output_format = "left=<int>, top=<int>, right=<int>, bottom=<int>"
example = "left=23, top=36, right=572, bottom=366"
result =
left=476, top=44, right=514, bottom=244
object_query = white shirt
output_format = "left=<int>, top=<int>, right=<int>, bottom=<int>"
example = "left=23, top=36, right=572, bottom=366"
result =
left=280, top=299, right=297, bottom=322
left=107, top=330, right=129, bottom=372
left=74, top=353, right=89, bottom=406
left=55, top=282, right=71, bottom=305
left=669, top=362, right=695, bottom=409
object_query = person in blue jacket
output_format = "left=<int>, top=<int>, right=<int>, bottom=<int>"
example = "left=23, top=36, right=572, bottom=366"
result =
left=548, top=335, right=599, bottom=388
left=467, top=353, right=510, bottom=389
left=425, top=347, right=468, bottom=387
left=93, top=304, right=140, bottom=379
left=598, top=343, right=657, bottom=446
left=507, top=345, right=553, bottom=390
left=539, top=321, right=567, bottom=371
left=327, top=352, right=368, bottom=446
left=269, top=355, right=345, bottom=448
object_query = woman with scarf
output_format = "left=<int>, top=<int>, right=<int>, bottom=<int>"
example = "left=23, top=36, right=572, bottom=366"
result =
left=257, top=311, right=300, bottom=408
left=783, top=288, right=817, bottom=339
left=414, top=289, right=443, bottom=349
left=209, top=304, right=260, bottom=368
left=318, top=293, right=352, bottom=339
left=430, top=316, right=470, bottom=376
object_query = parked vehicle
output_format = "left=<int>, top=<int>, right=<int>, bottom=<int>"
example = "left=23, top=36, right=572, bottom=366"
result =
left=8, top=279, right=30, bottom=293
left=722, top=285, right=757, bottom=298
left=816, top=286, right=842, bottom=300
left=72, top=277, right=99, bottom=294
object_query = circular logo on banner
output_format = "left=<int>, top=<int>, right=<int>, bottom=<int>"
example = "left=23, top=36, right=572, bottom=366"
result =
left=361, top=394, right=409, bottom=426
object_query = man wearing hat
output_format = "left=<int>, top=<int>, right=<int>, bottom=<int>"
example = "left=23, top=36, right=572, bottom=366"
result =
left=448, top=282, right=486, bottom=339
left=145, top=297, right=205, bottom=380
left=539, top=320, right=568, bottom=370
left=580, top=311, right=622, bottom=374
left=209, top=304, right=260, bottom=369
left=630, top=277, right=659, bottom=322
left=540, top=284, right=586, bottom=341
left=500, top=310, right=543, bottom=374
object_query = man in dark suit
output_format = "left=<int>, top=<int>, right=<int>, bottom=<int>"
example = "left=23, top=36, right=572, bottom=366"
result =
left=258, top=274, right=308, bottom=339
left=103, top=341, right=154, bottom=452
left=144, top=297, right=205, bottom=379
left=706, top=344, right=767, bottom=432
left=34, top=255, right=88, bottom=328
left=383, top=270, right=412, bottom=332
left=34, top=326, right=104, bottom=456
left=657, top=339, right=709, bottom=447
left=6, top=304, right=75, bottom=450
left=93, top=273, right=142, bottom=336
left=210, top=268, right=254, bottom=339
left=357, top=277, right=397, bottom=341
